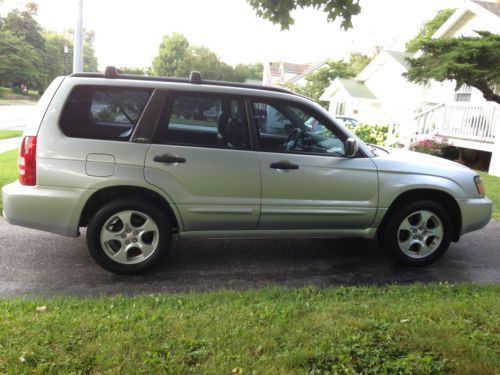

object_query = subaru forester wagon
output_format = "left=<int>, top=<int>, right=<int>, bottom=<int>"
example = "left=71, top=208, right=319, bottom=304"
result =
left=2, top=67, right=492, bottom=274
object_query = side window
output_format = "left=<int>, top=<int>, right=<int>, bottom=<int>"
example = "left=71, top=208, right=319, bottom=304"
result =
left=253, top=102, right=292, bottom=136
left=60, top=86, right=152, bottom=141
left=252, top=101, right=345, bottom=156
left=159, top=94, right=249, bottom=149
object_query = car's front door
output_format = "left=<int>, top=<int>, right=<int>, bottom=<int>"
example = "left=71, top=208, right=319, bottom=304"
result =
left=251, top=99, right=378, bottom=230
left=144, top=92, right=260, bottom=232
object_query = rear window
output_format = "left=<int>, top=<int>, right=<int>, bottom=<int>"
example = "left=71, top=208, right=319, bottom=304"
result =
left=59, top=85, right=152, bottom=141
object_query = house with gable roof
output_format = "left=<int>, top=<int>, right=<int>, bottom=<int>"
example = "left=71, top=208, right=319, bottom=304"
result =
left=263, top=62, right=310, bottom=86
left=321, top=0, right=500, bottom=176
left=262, top=61, right=327, bottom=86
left=320, top=50, right=416, bottom=124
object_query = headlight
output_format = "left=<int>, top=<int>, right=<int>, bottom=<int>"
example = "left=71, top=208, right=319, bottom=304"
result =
left=474, top=176, right=485, bottom=195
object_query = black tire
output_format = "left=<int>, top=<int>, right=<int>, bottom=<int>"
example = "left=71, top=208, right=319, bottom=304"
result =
left=86, top=198, right=172, bottom=274
left=380, top=200, right=453, bottom=266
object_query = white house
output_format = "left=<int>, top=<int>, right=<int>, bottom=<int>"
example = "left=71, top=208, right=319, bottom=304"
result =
left=320, top=0, right=500, bottom=176
left=320, top=51, right=418, bottom=124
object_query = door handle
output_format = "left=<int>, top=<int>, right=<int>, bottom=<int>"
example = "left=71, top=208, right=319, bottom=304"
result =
left=153, top=154, right=186, bottom=164
left=270, top=161, right=299, bottom=170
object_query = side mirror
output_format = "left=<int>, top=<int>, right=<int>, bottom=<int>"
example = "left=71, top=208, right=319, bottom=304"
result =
left=345, top=137, right=358, bottom=157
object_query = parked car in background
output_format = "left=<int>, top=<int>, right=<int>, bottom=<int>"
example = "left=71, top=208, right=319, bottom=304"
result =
left=2, top=68, right=492, bottom=274
left=335, top=116, right=359, bottom=128
left=306, top=116, right=359, bottom=134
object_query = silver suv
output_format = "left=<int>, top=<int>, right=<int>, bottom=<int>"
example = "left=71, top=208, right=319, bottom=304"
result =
left=2, top=68, right=492, bottom=274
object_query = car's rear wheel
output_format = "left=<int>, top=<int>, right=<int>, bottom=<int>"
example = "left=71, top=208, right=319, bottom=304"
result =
left=380, top=200, right=453, bottom=266
left=86, top=199, right=171, bottom=274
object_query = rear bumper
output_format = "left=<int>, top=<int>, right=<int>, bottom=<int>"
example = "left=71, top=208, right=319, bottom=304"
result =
left=459, top=197, right=493, bottom=235
left=2, top=181, right=89, bottom=237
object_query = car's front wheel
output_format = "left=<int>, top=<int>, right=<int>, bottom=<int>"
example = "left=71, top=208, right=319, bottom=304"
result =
left=86, top=199, right=172, bottom=274
left=380, top=200, right=453, bottom=266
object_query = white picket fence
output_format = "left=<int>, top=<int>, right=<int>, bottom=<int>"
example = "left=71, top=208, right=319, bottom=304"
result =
left=391, top=102, right=499, bottom=152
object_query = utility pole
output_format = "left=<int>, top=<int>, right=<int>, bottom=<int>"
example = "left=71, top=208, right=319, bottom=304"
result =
left=73, top=0, right=83, bottom=73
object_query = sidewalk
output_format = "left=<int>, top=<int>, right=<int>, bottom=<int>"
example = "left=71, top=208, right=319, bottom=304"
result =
left=0, top=137, right=21, bottom=153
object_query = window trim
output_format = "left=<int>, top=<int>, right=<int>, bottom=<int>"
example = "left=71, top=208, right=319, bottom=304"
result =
left=152, top=90, right=255, bottom=151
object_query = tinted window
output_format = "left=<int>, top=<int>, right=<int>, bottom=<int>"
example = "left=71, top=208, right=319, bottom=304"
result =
left=60, top=86, right=152, bottom=141
left=159, top=94, right=249, bottom=149
left=253, top=101, right=345, bottom=156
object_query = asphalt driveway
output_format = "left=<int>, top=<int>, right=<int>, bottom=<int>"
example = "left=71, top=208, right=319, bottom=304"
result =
left=0, top=218, right=498, bottom=297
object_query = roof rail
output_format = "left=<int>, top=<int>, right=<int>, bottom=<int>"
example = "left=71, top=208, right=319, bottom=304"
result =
left=70, top=66, right=298, bottom=96
left=190, top=71, right=202, bottom=84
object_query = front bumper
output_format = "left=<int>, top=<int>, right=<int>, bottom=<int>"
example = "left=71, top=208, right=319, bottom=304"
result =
left=458, top=197, right=493, bottom=235
left=2, top=181, right=90, bottom=237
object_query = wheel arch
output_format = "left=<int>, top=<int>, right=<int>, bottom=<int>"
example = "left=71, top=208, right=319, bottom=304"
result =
left=79, top=185, right=180, bottom=233
left=378, top=189, right=462, bottom=242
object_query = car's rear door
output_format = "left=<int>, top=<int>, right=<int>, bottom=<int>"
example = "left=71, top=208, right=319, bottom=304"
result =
left=144, top=91, right=261, bottom=232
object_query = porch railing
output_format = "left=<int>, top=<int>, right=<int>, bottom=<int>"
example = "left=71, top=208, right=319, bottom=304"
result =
left=392, top=102, right=499, bottom=148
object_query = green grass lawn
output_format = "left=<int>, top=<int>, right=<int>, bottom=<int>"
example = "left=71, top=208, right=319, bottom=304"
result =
left=0, top=86, right=39, bottom=103
left=0, top=87, right=38, bottom=105
left=480, top=171, right=500, bottom=219
left=0, top=150, right=18, bottom=213
left=0, top=284, right=498, bottom=374
left=0, top=99, right=37, bottom=105
left=0, top=130, right=23, bottom=140
left=0, top=152, right=499, bottom=373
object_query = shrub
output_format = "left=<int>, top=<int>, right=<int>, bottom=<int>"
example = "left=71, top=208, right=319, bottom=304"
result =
left=347, top=124, right=389, bottom=145
left=410, top=138, right=457, bottom=159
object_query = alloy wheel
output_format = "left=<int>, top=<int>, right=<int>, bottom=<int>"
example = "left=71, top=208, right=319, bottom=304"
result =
left=100, top=210, right=159, bottom=265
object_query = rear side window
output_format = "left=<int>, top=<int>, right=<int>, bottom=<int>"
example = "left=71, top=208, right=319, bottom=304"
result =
left=60, top=86, right=152, bottom=141
left=156, top=93, right=249, bottom=149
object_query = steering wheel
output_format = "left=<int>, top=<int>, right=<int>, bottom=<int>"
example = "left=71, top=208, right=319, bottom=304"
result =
left=281, top=128, right=303, bottom=151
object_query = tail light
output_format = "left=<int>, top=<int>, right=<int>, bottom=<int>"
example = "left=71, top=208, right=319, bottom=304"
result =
left=19, top=136, right=37, bottom=186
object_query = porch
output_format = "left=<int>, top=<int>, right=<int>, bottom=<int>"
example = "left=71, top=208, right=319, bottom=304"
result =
left=389, top=102, right=500, bottom=176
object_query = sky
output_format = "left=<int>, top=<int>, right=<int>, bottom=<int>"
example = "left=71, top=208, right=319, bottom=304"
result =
left=0, top=0, right=464, bottom=69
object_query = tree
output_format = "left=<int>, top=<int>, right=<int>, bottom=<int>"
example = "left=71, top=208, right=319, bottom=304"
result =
left=0, top=30, right=43, bottom=89
left=233, top=63, right=264, bottom=82
left=406, top=31, right=500, bottom=104
left=151, top=32, right=191, bottom=77
left=151, top=33, right=261, bottom=82
left=2, top=2, right=44, bottom=50
left=348, top=52, right=372, bottom=74
left=406, top=9, right=454, bottom=52
left=43, top=32, right=71, bottom=83
left=119, top=67, right=147, bottom=75
left=282, top=53, right=371, bottom=104
left=0, top=3, right=98, bottom=91
left=188, top=45, right=235, bottom=81
left=247, top=0, right=361, bottom=30
left=42, top=31, right=98, bottom=86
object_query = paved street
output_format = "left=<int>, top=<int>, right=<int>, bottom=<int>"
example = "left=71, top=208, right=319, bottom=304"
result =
left=0, top=104, right=35, bottom=152
left=0, top=104, right=35, bottom=130
left=0, top=137, right=21, bottom=153
left=0, top=218, right=498, bottom=297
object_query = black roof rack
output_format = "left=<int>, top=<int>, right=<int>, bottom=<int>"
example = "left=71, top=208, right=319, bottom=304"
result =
left=70, top=66, right=297, bottom=96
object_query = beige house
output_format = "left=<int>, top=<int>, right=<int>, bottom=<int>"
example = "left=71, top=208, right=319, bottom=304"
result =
left=262, top=61, right=327, bottom=86
left=262, top=62, right=309, bottom=86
